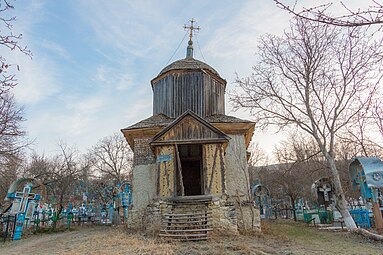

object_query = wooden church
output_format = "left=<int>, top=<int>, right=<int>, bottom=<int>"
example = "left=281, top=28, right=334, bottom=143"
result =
left=121, top=20, right=260, bottom=240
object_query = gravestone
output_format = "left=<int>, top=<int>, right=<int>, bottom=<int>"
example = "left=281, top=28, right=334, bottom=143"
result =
left=252, top=184, right=272, bottom=219
left=312, top=178, right=334, bottom=209
left=349, top=157, right=383, bottom=233
left=7, top=183, right=40, bottom=240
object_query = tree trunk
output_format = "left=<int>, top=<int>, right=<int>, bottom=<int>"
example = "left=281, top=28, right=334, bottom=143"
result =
left=372, top=202, right=383, bottom=234
left=355, top=228, right=383, bottom=241
left=290, top=196, right=297, bottom=221
left=326, top=154, right=357, bottom=229
left=113, top=206, right=121, bottom=225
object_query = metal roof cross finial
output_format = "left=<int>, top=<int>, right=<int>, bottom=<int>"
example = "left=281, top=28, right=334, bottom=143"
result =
left=184, top=18, right=200, bottom=42
left=184, top=18, right=200, bottom=58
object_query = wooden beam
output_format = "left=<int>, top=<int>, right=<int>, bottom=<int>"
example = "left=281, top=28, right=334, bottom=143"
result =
left=174, top=144, right=184, bottom=196
left=151, top=138, right=228, bottom=146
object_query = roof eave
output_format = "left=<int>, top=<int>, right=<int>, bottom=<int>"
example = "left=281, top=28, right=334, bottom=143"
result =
left=151, top=68, right=226, bottom=88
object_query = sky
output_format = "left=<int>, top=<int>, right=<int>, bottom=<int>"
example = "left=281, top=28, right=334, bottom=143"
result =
left=4, top=0, right=370, bottom=159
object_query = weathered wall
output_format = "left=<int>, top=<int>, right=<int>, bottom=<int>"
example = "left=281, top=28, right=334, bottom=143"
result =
left=236, top=205, right=261, bottom=233
left=203, top=143, right=225, bottom=194
left=131, top=164, right=156, bottom=212
left=129, top=137, right=157, bottom=228
left=134, top=196, right=261, bottom=235
left=224, top=135, right=249, bottom=198
left=157, top=145, right=175, bottom=197
left=224, top=135, right=261, bottom=232
left=133, top=138, right=155, bottom=165
left=209, top=197, right=238, bottom=234
left=156, top=115, right=223, bottom=142
left=152, top=72, right=225, bottom=118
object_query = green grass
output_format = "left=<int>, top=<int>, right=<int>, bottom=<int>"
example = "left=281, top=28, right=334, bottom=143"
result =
left=263, top=219, right=383, bottom=255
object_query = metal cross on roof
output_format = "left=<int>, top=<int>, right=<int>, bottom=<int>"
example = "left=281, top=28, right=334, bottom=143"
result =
left=184, top=18, right=200, bottom=42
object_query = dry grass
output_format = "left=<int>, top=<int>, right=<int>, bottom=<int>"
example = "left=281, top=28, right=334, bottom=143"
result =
left=1, top=220, right=383, bottom=255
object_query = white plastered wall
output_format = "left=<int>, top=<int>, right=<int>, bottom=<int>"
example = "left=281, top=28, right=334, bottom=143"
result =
left=131, top=163, right=157, bottom=211
left=224, top=134, right=250, bottom=197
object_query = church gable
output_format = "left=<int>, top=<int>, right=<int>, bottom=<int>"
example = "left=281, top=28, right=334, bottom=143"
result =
left=150, top=110, right=229, bottom=145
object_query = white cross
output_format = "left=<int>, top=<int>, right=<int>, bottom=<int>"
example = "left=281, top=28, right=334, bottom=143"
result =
left=318, top=183, right=332, bottom=202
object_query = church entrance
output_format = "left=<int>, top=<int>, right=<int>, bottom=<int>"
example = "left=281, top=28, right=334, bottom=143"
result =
left=177, top=144, right=203, bottom=196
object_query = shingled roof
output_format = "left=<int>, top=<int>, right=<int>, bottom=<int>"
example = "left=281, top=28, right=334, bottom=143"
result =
left=122, top=113, right=253, bottom=130
left=156, top=58, right=220, bottom=77
left=122, top=114, right=173, bottom=130
left=205, top=114, right=253, bottom=123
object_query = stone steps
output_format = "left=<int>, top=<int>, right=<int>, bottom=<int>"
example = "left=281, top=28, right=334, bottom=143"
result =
left=160, top=198, right=212, bottom=241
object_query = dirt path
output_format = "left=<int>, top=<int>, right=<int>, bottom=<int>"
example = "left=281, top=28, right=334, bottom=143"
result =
left=0, top=221, right=382, bottom=255
left=0, top=228, right=102, bottom=255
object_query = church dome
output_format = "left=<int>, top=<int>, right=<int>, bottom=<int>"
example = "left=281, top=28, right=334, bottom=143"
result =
left=151, top=21, right=226, bottom=118
left=157, top=57, right=220, bottom=77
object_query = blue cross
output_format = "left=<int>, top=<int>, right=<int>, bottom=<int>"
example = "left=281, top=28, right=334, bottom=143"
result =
left=14, top=184, right=37, bottom=214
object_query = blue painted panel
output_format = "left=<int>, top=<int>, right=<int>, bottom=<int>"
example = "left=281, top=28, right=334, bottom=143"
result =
left=350, top=157, right=383, bottom=188
left=7, top=192, right=15, bottom=199
left=13, top=213, right=25, bottom=240
left=157, top=155, right=172, bottom=162
left=350, top=209, right=371, bottom=229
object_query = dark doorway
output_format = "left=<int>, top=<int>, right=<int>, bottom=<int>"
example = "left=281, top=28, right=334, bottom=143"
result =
left=177, top=144, right=203, bottom=196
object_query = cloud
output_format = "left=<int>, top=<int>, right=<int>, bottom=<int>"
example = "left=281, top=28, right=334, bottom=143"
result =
left=75, top=0, right=178, bottom=60
left=115, top=73, right=134, bottom=91
left=94, top=65, right=108, bottom=83
left=3, top=1, right=61, bottom=104
left=32, top=95, right=106, bottom=139
left=26, top=91, right=152, bottom=155
left=121, top=98, right=153, bottom=125
left=203, top=1, right=288, bottom=65
left=40, top=40, right=70, bottom=60
left=11, top=54, right=60, bottom=104
left=92, top=65, right=134, bottom=91
left=66, top=95, right=105, bottom=115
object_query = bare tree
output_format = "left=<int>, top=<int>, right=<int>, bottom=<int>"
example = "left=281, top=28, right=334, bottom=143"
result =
left=89, top=133, right=133, bottom=184
left=373, top=101, right=383, bottom=139
left=333, top=142, right=364, bottom=201
left=0, top=94, right=28, bottom=157
left=0, top=0, right=32, bottom=92
left=337, top=96, right=383, bottom=156
left=231, top=18, right=383, bottom=229
left=247, top=141, right=268, bottom=184
left=248, top=141, right=268, bottom=166
left=0, top=0, right=31, bottom=170
left=258, top=133, right=362, bottom=216
left=0, top=151, right=22, bottom=209
left=257, top=161, right=307, bottom=221
left=45, top=143, right=82, bottom=222
left=26, top=153, right=52, bottom=182
left=339, top=115, right=383, bottom=158
left=21, top=144, right=84, bottom=229
left=274, top=0, right=383, bottom=28
left=273, top=134, right=326, bottom=219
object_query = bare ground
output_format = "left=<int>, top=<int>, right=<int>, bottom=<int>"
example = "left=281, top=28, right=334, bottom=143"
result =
left=1, top=220, right=382, bottom=255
